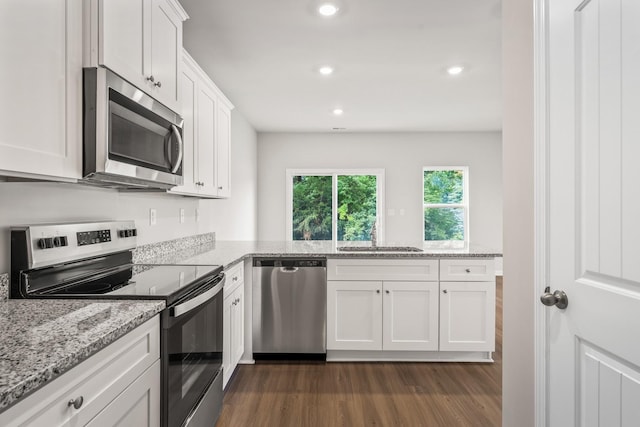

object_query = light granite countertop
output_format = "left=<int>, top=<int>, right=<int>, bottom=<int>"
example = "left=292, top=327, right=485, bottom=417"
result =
left=0, top=299, right=165, bottom=412
left=139, top=240, right=502, bottom=270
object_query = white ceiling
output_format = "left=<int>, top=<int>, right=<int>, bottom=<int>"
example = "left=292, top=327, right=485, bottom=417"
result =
left=179, top=0, right=502, bottom=133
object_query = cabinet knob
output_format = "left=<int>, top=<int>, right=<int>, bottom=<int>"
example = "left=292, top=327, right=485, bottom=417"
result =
left=385, top=290, right=390, bottom=294
left=146, top=75, right=155, bottom=83
left=68, top=396, right=84, bottom=410
left=232, top=276, right=238, bottom=282
left=155, top=81, right=162, bottom=88
left=465, top=268, right=471, bottom=273
left=218, top=186, right=223, bottom=190
left=376, top=290, right=380, bottom=294
left=443, top=289, right=448, bottom=294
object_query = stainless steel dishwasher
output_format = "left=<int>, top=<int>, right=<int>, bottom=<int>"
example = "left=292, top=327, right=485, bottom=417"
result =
left=252, top=258, right=327, bottom=359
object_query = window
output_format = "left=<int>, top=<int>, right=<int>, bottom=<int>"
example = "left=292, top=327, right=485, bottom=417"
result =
left=423, top=167, right=468, bottom=247
left=287, top=169, right=384, bottom=242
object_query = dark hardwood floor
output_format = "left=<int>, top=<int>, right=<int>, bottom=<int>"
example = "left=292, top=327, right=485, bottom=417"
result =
left=218, top=277, right=502, bottom=427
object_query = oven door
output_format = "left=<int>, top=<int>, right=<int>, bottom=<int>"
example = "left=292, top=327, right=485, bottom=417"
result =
left=161, top=275, right=224, bottom=427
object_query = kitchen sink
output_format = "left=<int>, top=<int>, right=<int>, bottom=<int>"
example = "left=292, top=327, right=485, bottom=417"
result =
left=337, top=246, right=423, bottom=252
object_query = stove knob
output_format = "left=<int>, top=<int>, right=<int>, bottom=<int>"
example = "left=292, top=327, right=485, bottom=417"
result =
left=53, top=237, right=62, bottom=247
left=119, top=230, right=126, bottom=238
left=60, top=236, right=68, bottom=247
left=37, top=238, right=47, bottom=249
left=131, top=228, right=137, bottom=237
left=126, top=229, right=133, bottom=237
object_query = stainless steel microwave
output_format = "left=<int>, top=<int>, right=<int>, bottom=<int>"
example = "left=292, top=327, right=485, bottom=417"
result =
left=82, top=67, right=184, bottom=189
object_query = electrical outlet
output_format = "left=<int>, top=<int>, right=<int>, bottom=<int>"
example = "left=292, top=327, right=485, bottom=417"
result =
left=195, top=208, right=200, bottom=223
left=179, top=208, right=185, bottom=224
left=149, top=208, right=157, bottom=226
left=399, top=208, right=405, bottom=216
left=388, top=208, right=396, bottom=217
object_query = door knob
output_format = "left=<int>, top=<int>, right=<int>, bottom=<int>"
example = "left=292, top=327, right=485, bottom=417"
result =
left=540, top=286, right=568, bottom=309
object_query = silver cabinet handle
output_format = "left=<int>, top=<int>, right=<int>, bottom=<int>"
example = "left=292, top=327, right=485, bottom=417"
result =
left=170, top=124, right=183, bottom=174
left=146, top=75, right=155, bottom=83
left=218, top=186, right=223, bottom=190
left=68, top=396, right=83, bottom=410
left=232, top=276, right=238, bottom=282
left=155, top=81, right=162, bottom=88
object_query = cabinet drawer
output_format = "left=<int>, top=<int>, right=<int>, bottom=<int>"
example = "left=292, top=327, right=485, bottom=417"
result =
left=224, top=260, right=244, bottom=297
left=0, top=315, right=160, bottom=427
left=327, top=259, right=438, bottom=281
left=440, top=259, right=495, bottom=282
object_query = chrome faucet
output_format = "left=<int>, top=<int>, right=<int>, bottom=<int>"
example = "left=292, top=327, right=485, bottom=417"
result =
left=370, top=221, right=377, bottom=247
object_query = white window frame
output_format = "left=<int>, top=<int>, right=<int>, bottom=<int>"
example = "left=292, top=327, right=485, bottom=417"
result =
left=422, top=166, right=469, bottom=247
left=286, top=169, right=385, bottom=243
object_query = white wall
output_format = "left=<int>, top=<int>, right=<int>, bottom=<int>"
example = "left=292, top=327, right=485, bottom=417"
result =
left=257, top=132, right=502, bottom=250
left=0, top=111, right=258, bottom=274
left=502, top=0, right=535, bottom=424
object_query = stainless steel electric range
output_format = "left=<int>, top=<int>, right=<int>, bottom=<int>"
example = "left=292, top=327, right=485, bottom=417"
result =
left=10, top=221, right=224, bottom=427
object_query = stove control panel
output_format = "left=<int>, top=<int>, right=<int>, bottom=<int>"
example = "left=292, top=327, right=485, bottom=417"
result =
left=77, top=229, right=112, bottom=246
left=37, top=236, right=69, bottom=249
left=118, top=228, right=137, bottom=238
left=11, top=221, right=137, bottom=269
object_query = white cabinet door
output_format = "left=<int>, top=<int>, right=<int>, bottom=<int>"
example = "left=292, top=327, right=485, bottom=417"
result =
left=231, top=286, right=245, bottom=368
left=95, top=0, right=184, bottom=112
left=100, top=0, right=149, bottom=92
left=439, top=281, right=495, bottom=352
left=215, top=103, right=232, bottom=198
left=223, top=282, right=244, bottom=389
left=196, top=82, right=218, bottom=196
left=0, top=0, right=82, bottom=180
left=170, top=62, right=198, bottom=195
left=327, top=281, right=383, bottom=351
left=382, top=282, right=439, bottom=351
left=149, top=0, right=182, bottom=111
left=87, top=360, right=160, bottom=427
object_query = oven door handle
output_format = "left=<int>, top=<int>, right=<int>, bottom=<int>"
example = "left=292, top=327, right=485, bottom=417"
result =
left=171, top=274, right=225, bottom=318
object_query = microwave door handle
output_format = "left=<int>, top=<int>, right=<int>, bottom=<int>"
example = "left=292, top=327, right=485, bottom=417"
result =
left=170, top=124, right=183, bottom=174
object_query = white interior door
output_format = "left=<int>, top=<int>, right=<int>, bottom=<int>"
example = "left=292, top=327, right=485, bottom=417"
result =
left=546, top=0, right=640, bottom=425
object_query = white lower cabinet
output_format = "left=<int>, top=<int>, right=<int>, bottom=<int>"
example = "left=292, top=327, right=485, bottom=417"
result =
left=0, top=315, right=160, bottom=427
left=223, top=262, right=245, bottom=388
left=439, top=281, right=495, bottom=352
left=327, top=280, right=438, bottom=352
left=327, top=281, right=383, bottom=351
left=327, top=258, right=496, bottom=361
left=383, top=281, right=440, bottom=351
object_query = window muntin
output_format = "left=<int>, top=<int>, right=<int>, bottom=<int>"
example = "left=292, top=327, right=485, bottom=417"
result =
left=423, top=167, right=468, bottom=246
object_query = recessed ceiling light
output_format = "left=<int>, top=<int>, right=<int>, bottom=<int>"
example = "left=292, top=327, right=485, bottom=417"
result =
left=319, top=66, right=334, bottom=76
left=332, top=108, right=344, bottom=116
left=319, top=3, right=339, bottom=16
left=447, top=66, right=465, bottom=76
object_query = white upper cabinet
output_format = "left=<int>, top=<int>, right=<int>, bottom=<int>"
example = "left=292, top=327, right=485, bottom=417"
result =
left=0, top=0, right=83, bottom=180
left=215, top=103, right=232, bottom=198
left=88, top=0, right=188, bottom=113
left=170, top=51, right=234, bottom=199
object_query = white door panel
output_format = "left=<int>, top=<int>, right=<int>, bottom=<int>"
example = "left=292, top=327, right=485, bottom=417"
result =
left=545, top=0, right=640, bottom=425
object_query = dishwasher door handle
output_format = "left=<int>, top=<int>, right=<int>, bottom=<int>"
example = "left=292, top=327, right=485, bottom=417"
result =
left=280, top=267, right=299, bottom=273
